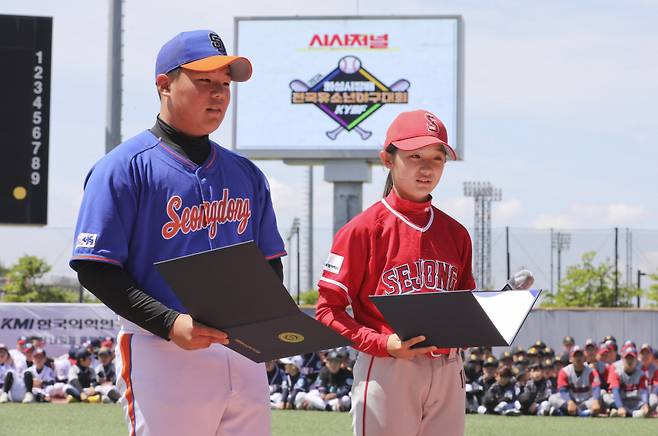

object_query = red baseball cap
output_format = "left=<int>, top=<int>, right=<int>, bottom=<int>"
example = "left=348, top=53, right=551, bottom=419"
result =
left=101, top=340, right=114, bottom=349
left=384, top=110, right=457, bottom=160
left=584, top=339, right=596, bottom=349
left=622, top=347, right=638, bottom=358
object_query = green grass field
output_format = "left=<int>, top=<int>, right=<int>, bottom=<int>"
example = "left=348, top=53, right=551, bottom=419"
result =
left=0, top=404, right=656, bottom=436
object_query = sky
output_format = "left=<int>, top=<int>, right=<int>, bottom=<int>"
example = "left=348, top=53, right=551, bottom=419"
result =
left=1, top=0, right=657, bottom=293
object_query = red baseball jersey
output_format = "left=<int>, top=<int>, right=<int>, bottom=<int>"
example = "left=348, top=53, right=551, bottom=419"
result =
left=592, top=360, right=609, bottom=387
left=557, top=364, right=601, bottom=403
left=316, top=190, right=476, bottom=357
left=608, top=365, right=648, bottom=400
left=641, top=363, right=658, bottom=393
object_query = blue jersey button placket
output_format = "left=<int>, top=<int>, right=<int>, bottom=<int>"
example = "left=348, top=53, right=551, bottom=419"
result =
left=195, top=170, right=213, bottom=250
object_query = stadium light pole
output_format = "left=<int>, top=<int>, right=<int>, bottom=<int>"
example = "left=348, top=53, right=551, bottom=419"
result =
left=286, top=218, right=301, bottom=297
left=463, top=181, right=501, bottom=289
left=637, top=270, right=647, bottom=308
left=552, top=232, right=571, bottom=293
left=550, top=228, right=554, bottom=292
left=296, top=219, right=301, bottom=305
left=106, top=0, right=123, bottom=153
left=506, top=226, right=510, bottom=280
left=614, top=227, right=619, bottom=306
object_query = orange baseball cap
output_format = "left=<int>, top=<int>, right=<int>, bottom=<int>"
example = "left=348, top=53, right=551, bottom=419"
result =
left=384, top=110, right=457, bottom=160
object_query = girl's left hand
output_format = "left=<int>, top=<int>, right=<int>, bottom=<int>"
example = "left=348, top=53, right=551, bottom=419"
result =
left=386, top=334, right=437, bottom=359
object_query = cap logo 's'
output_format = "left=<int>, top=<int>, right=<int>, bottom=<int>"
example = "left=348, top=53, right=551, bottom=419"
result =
left=425, top=113, right=439, bottom=134
left=208, top=32, right=227, bottom=55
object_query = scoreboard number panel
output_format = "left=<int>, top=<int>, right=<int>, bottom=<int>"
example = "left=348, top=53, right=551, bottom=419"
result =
left=0, top=15, right=52, bottom=225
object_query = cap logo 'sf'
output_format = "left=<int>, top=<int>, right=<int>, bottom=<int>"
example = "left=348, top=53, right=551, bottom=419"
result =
left=208, top=32, right=227, bottom=55
left=425, top=113, right=439, bottom=134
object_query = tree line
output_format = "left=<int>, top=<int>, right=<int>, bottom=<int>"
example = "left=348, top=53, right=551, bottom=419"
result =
left=0, top=255, right=96, bottom=303
left=541, top=251, right=658, bottom=308
left=0, top=253, right=657, bottom=307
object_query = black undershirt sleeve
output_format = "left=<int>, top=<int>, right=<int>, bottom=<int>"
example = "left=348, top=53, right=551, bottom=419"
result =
left=76, top=257, right=284, bottom=341
left=270, top=257, right=284, bottom=282
left=76, top=261, right=180, bottom=340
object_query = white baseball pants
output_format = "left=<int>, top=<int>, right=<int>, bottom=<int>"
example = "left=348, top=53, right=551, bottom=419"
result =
left=115, top=321, right=270, bottom=436
left=350, top=351, right=465, bottom=436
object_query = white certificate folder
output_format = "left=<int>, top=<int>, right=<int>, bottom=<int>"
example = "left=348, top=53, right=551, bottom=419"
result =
left=370, top=290, right=541, bottom=348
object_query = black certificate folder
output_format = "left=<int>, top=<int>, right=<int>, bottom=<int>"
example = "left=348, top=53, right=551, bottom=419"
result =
left=155, top=241, right=348, bottom=362
left=370, top=290, right=541, bottom=348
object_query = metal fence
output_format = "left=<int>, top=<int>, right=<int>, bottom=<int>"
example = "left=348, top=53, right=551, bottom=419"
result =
left=490, top=227, right=658, bottom=305
left=1, top=226, right=657, bottom=307
left=288, top=227, right=658, bottom=307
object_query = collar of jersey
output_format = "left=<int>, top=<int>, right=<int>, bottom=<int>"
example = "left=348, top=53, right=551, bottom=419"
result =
left=381, top=190, right=434, bottom=232
left=148, top=130, right=218, bottom=172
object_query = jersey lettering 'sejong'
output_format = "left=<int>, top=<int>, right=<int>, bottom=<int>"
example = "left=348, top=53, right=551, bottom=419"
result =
left=381, top=259, right=459, bottom=294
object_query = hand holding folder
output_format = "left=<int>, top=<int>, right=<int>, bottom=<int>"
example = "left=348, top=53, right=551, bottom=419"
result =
left=168, top=314, right=230, bottom=350
left=370, top=289, right=541, bottom=349
left=155, top=241, right=349, bottom=362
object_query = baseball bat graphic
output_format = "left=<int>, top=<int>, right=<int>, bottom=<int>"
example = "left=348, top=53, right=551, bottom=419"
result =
left=327, top=124, right=371, bottom=141
left=289, top=79, right=310, bottom=92
left=326, top=79, right=410, bottom=141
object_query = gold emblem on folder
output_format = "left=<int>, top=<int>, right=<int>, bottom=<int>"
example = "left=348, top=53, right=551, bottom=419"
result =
left=278, top=332, right=305, bottom=343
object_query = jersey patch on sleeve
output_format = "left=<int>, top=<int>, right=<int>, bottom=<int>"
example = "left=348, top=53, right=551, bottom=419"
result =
left=324, top=253, right=344, bottom=274
left=75, top=233, right=98, bottom=249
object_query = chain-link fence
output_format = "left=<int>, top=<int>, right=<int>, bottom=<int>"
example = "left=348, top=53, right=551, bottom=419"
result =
left=490, top=227, right=658, bottom=305
left=285, top=227, right=658, bottom=307
left=1, top=225, right=657, bottom=307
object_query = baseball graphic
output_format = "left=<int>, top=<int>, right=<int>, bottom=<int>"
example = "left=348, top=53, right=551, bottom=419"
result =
left=338, top=56, right=361, bottom=74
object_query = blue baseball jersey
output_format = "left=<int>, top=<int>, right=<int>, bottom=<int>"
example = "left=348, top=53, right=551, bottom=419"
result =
left=70, top=130, right=286, bottom=313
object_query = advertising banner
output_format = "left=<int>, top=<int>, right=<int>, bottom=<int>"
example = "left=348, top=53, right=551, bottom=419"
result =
left=0, top=303, right=118, bottom=357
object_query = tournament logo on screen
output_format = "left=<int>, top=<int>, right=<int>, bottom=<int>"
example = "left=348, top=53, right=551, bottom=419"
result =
left=289, top=56, right=410, bottom=140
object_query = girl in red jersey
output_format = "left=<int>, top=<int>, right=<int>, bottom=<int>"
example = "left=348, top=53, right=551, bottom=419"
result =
left=316, top=110, right=475, bottom=436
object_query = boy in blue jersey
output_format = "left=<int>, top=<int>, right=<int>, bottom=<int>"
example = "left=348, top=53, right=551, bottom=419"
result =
left=70, top=30, right=286, bottom=436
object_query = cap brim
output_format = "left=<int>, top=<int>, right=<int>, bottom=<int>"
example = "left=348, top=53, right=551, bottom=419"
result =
left=182, top=56, right=252, bottom=82
left=391, top=136, right=458, bottom=160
